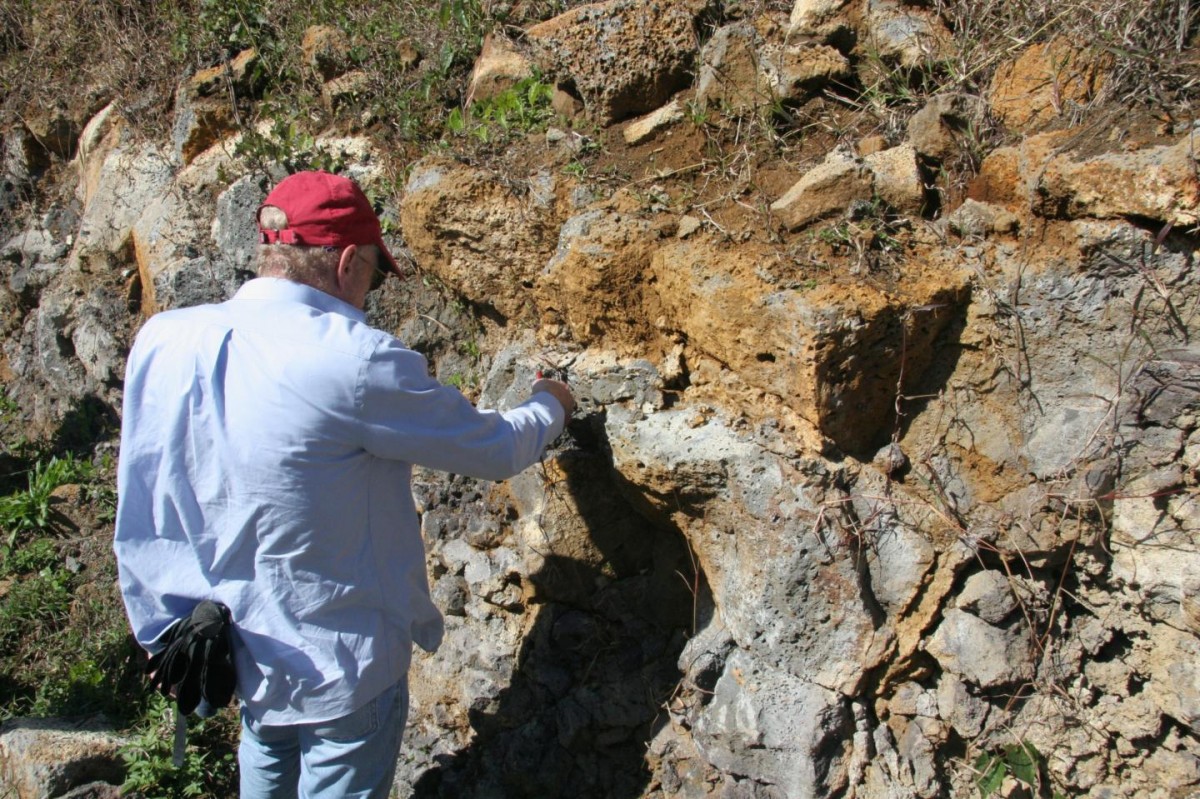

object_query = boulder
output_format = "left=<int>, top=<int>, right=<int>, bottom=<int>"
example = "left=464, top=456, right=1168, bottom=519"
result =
left=212, top=173, right=271, bottom=277
left=535, top=206, right=658, bottom=343
left=321, top=69, right=370, bottom=112
left=906, top=93, right=986, bottom=162
left=623, top=99, right=685, bottom=145
left=953, top=570, right=1016, bottom=625
left=765, top=42, right=851, bottom=103
left=864, top=143, right=923, bottom=215
left=945, top=199, right=1019, bottom=237
left=22, top=102, right=79, bottom=160
left=863, top=0, right=953, bottom=69
left=696, top=23, right=767, bottom=114
left=771, top=149, right=874, bottom=230
left=607, top=404, right=894, bottom=694
left=864, top=514, right=935, bottom=617
left=467, top=34, right=534, bottom=105
left=525, top=0, right=708, bottom=124
left=1145, top=627, right=1200, bottom=734
left=788, top=0, right=852, bottom=38
left=649, top=236, right=970, bottom=454
left=0, top=718, right=126, bottom=799
left=935, top=674, right=989, bottom=738
left=1035, top=134, right=1200, bottom=227
left=697, top=23, right=850, bottom=114
left=301, top=25, right=351, bottom=81
left=2, top=126, right=50, bottom=205
left=401, top=157, right=564, bottom=321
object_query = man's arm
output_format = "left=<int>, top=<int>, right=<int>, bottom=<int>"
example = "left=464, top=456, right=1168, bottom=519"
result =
left=358, top=341, right=575, bottom=479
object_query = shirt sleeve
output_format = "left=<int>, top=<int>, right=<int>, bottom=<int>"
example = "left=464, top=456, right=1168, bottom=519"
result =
left=357, top=338, right=566, bottom=480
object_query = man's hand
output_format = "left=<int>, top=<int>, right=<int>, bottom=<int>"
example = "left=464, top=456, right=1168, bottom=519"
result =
left=532, top=378, right=576, bottom=418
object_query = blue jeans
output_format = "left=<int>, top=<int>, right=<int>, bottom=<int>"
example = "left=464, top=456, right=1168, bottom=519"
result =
left=238, top=680, right=409, bottom=799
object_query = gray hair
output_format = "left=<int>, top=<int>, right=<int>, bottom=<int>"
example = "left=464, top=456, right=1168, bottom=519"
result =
left=256, top=206, right=339, bottom=288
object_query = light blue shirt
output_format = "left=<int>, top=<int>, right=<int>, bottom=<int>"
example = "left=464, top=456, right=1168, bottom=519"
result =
left=114, top=277, right=565, bottom=725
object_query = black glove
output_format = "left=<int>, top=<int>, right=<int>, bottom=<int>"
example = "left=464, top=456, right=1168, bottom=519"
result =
left=146, top=600, right=237, bottom=716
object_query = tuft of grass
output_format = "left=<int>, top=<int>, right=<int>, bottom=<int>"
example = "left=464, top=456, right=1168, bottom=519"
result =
left=447, top=75, right=555, bottom=143
left=0, top=454, right=93, bottom=549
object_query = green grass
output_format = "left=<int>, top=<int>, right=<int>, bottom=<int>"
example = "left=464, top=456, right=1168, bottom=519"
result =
left=0, top=453, right=93, bottom=549
left=446, top=75, right=555, bottom=143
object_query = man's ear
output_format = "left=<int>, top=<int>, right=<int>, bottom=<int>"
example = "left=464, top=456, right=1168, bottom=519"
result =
left=335, top=245, right=359, bottom=290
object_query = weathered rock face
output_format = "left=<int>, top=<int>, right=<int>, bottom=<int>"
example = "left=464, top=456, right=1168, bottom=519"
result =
left=526, top=0, right=711, bottom=125
left=2, top=8, right=1200, bottom=799
left=401, top=157, right=566, bottom=322
left=649, top=236, right=970, bottom=454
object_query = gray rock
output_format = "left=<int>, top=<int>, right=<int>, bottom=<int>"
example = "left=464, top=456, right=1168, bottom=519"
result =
left=432, top=575, right=470, bottom=617
left=213, top=173, right=270, bottom=276
left=946, top=199, right=1019, bottom=237
left=3, top=229, right=68, bottom=268
left=906, top=94, right=986, bottom=162
left=864, top=0, right=952, bottom=68
left=608, top=405, right=894, bottom=695
left=2, top=126, right=49, bottom=212
left=935, top=674, right=988, bottom=738
left=924, top=609, right=1034, bottom=687
left=865, top=514, right=935, bottom=617
left=1145, top=627, right=1200, bottom=734
left=896, top=716, right=942, bottom=798
left=954, top=570, right=1017, bottom=624
left=693, top=649, right=853, bottom=798
left=889, top=681, right=938, bottom=718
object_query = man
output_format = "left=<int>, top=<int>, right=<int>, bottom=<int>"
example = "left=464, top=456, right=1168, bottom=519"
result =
left=113, top=170, right=574, bottom=797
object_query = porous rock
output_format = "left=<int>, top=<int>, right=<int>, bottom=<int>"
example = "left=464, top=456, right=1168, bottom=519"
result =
left=525, top=0, right=708, bottom=125
left=650, top=236, right=969, bottom=454
left=401, top=157, right=563, bottom=321
left=1035, top=133, right=1200, bottom=227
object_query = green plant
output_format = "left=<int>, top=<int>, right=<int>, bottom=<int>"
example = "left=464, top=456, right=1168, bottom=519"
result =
left=234, top=117, right=349, bottom=176
left=0, top=454, right=93, bottom=548
left=121, top=694, right=240, bottom=799
left=562, top=160, right=588, bottom=178
left=1, top=536, right=57, bottom=575
left=459, top=337, right=481, bottom=360
left=169, top=0, right=273, bottom=63
left=0, top=564, right=72, bottom=645
left=973, top=740, right=1061, bottom=798
left=447, top=76, right=555, bottom=142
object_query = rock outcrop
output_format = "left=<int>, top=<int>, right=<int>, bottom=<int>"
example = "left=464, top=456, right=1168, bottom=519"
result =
left=1, top=1, right=1198, bottom=798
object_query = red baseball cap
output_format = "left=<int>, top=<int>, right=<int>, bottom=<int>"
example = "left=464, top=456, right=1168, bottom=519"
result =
left=258, top=170, right=400, bottom=276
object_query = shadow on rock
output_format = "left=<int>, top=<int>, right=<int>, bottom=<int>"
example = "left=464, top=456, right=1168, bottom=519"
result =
left=412, top=413, right=698, bottom=799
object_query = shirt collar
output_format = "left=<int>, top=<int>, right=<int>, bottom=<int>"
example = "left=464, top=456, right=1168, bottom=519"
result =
left=233, top=277, right=366, bottom=323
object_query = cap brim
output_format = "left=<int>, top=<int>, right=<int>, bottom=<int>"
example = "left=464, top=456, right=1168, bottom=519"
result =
left=378, top=239, right=402, bottom=277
